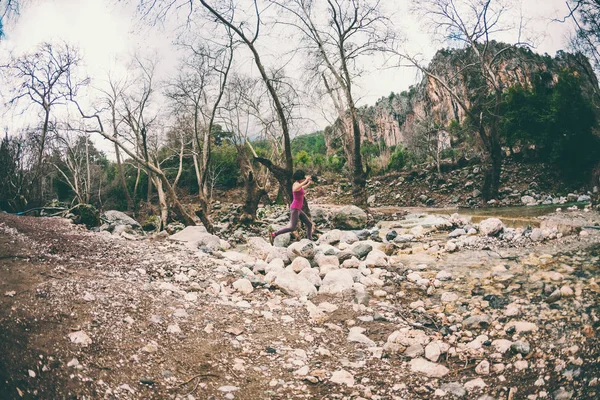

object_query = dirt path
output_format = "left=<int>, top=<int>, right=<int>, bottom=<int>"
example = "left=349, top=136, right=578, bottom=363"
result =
left=1, top=213, right=599, bottom=400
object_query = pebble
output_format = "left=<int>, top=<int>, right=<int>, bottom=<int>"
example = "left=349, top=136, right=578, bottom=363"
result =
left=330, top=369, right=355, bottom=387
left=511, top=341, right=531, bottom=355
left=464, top=377, right=487, bottom=391
left=410, top=358, right=449, bottom=378
left=475, top=360, right=490, bottom=375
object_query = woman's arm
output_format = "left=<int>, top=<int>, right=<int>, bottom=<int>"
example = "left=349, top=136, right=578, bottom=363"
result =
left=292, top=176, right=312, bottom=191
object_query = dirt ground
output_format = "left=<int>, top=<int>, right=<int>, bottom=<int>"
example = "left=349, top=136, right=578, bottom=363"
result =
left=0, top=212, right=599, bottom=400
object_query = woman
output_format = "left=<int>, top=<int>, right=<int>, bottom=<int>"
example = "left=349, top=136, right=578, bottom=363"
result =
left=270, top=169, right=313, bottom=243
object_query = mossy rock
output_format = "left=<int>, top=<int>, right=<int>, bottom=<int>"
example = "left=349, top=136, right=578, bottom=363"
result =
left=73, top=204, right=100, bottom=228
left=143, top=215, right=162, bottom=231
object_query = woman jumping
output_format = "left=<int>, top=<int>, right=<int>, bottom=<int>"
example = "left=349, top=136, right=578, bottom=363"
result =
left=270, top=169, right=313, bottom=243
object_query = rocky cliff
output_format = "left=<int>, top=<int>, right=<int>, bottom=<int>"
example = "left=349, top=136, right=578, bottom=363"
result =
left=327, top=42, right=600, bottom=154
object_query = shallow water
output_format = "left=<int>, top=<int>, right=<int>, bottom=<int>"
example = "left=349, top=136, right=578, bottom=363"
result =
left=374, top=202, right=588, bottom=229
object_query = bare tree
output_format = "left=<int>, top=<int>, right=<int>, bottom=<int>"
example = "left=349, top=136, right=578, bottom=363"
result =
left=166, top=31, right=234, bottom=223
left=399, top=0, right=528, bottom=200
left=564, top=0, right=600, bottom=76
left=99, top=74, right=135, bottom=211
left=4, top=42, right=88, bottom=204
left=272, top=0, right=396, bottom=207
left=138, top=0, right=300, bottom=208
left=0, top=0, right=21, bottom=38
left=221, top=74, right=270, bottom=222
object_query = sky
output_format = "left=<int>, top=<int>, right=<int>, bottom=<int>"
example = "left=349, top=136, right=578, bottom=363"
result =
left=0, top=0, right=580, bottom=157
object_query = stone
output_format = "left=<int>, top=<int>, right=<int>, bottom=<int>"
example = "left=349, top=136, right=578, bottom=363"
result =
left=410, top=358, right=449, bottom=378
left=386, top=230, right=398, bottom=241
left=384, top=328, right=431, bottom=354
left=167, top=324, right=182, bottom=334
left=218, top=386, right=240, bottom=392
left=479, top=218, right=504, bottom=236
left=365, top=249, right=388, bottom=268
left=552, top=388, right=573, bottom=400
left=514, top=360, right=528, bottom=370
left=330, top=369, right=355, bottom=387
left=298, top=267, right=322, bottom=287
left=347, top=327, right=376, bottom=347
left=246, top=237, right=273, bottom=259
left=404, top=344, right=424, bottom=358
left=340, top=231, right=359, bottom=244
left=289, top=239, right=317, bottom=259
left=352, top=243, right=373, bottom=259
left=290, top=257, right=312, bottom=273
left=232, top=278, right=254, bottom=295
left=436, top=270, right=452, bottom=281
left=425, top=341, right=443, bottom=362
left=318, top=229, right=342, bottom=245
left=464, top=378, right=486, bottom=391
left=441, top=292, right=459, bottom=303
left=530, top=228, right=545, bottom=242
left=314, top=253, right=340, bottom=269
left=511, top=341, right=531, bottom=355
left=332, top=206, right=368, bottom=230
left=68, top=331, right=92, bottom=346
left=521, top=195, right=536, bottom=205
left=274, top=270, right=317, bottom=298
left=475, top=360, right=490, bottom=375
left=491, top=339, right=513, bottom=354
left=101, top=210, right=142, bottom=230
left=319, top=269, right=355, bottom=295
left=448, top=229, right=467, bottom=238
left=505, top=321, right=538, bottom=333
left=273, top=232, right=291, bottom=248
left=462, top=314, right=492, bottom=330
left=440, top=383, right=467, bottom=398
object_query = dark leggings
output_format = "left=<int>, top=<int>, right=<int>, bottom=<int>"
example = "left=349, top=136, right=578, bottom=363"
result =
left=274, top=208, right=313, bottom=240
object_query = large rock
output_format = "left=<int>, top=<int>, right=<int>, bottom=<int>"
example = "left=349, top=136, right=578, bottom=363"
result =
left=318, top=229, right=342, bottom=245
left=273, top=232, right=291, bottom=248
left=102, top=210, right=141, bottom=231
left=247, top=237, right=273, bottom=259
left=340, top=231, right=359, bottom=244
left=168, top=225, right=207, bottom=242
left=478, top=218, right=504, bottom=236
left=299, top=267, right=322, bottom=287
left=332, top=206, right=368, bottom=230
left=319, top=269, right=355, bottom=295
left=314, top=253, right=340, bottom=269
left=288, top=239, right=317, bottom=259
left=364, top=249, right=388, bottom=268
left=311, top=207, right=330, bottom=225
left=384, top=328, right=431, bottom=354
left=352, top=242, right=373, bottom=259
left=290, top=257, right=312, bottom=273
left=274, top=270, right=317, bottom=298
left=410, top=358, right=449, bottom=378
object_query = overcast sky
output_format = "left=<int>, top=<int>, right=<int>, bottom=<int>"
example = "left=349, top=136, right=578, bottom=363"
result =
left=0, top=0, right=579, bottom=156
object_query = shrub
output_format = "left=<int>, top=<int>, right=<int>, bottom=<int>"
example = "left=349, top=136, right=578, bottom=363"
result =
left=388, top=148, right=406, bottom=171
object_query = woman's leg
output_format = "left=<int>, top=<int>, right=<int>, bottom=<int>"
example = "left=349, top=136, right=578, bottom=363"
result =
left=274, top=209, right=300, bottom=236
left=298, top=210, right=313, bottom=240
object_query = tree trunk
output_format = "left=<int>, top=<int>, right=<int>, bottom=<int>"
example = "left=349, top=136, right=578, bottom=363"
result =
left=115, top=144, right=133, bottom=211
left=157, top=171, right=197, bottom=227
left=195, top=197, right=214, bottom=234
left=153, top=176, right=168, bottom=230
left=482, top=137, right=502, bottom=201
left=349, top=110, right=367, bottom=208
left=241, top=171, right=267, bottom=224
